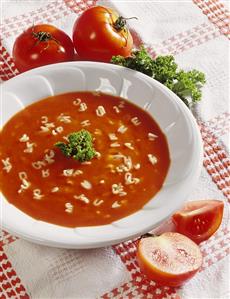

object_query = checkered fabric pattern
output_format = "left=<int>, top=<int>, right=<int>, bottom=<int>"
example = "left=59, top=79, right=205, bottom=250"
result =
left=0, top=0, right=229, bottom=298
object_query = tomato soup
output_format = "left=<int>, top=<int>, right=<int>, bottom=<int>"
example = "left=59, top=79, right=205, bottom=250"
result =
left=0, top=92, right=170, bottom=227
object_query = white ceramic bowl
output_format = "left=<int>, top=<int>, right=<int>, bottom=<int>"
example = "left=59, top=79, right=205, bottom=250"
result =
left=1, top=62, right=203, bottom=248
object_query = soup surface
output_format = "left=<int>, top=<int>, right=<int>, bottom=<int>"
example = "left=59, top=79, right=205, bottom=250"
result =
left=0, top=92, right=170, bottom=227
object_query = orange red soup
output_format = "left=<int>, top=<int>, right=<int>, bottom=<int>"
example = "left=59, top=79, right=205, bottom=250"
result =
left=0, top=92, right=170, bottom=227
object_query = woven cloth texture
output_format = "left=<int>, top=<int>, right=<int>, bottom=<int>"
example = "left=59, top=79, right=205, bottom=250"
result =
left=0, top=0, right=229, bottom=298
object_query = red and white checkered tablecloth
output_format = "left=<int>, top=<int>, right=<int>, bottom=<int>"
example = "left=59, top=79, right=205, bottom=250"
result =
left=0, top=0, right=230, bottom=298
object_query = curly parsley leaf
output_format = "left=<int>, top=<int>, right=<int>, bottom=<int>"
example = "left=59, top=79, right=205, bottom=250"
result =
left=111, top=46, right=154, bottom=77
left=55, top=129, right=96, bottom=162
left=111, top=47, right=206, bottom=107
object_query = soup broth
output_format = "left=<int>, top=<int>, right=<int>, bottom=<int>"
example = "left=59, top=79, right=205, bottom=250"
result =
left=0, top=92, right=170, bottom=227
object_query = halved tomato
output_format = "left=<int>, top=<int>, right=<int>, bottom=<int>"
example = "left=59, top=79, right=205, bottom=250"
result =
left=172, top=200, right=224, bottom=244
left=137, top=232, right=202, bottom=287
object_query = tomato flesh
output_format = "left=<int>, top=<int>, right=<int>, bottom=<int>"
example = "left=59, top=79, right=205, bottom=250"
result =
left=137, top=232, right=202, bottom=287
left=13, top=24, right=75, bottom=72
left=72, top=6, right=133, bottom=62
left=172, top=200, right=224, bottom=244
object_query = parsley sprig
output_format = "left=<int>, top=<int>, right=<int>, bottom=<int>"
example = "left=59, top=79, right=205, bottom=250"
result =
left=55, top=129, right=96, bottom=162
left=111, top=47, right=206, bottom=107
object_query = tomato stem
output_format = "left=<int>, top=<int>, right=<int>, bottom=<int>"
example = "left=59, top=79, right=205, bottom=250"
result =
left=113, top=16, right=137, bottom=31
left=32, top=30, right=60, bottom=45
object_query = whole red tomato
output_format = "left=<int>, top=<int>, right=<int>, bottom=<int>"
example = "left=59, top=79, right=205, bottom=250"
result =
left=13, top=24, right=75, bottom=72
left=172, top=200, right=224, bottom=244
left=137, top=232, right=202, bottom=287
left=72, top=6, right=134, bottom=62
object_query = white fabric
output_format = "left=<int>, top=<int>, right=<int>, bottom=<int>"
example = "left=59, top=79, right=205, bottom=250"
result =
left=1, top=0, right=230, bottom=298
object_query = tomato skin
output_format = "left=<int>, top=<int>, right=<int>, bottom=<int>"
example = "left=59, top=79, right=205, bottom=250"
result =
left=172, top=200, right=224, bottom=244
left=137, top=232, right=202, bottom=287
left=72, top=6, right=133, bottom=62
left=13, top=24, right=75, bottom=72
